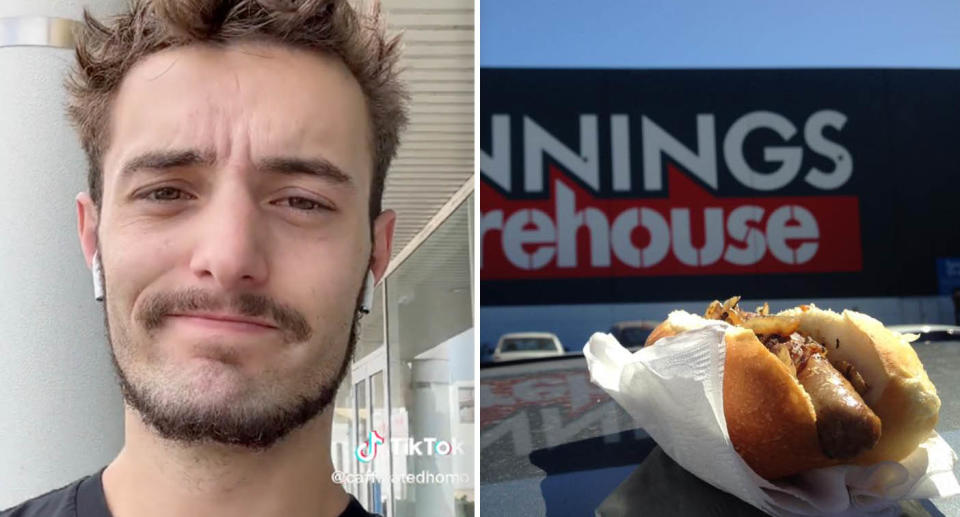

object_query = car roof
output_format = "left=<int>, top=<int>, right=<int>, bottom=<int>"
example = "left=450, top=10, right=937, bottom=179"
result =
left=498, top=332, right=559, bottom=339
left=610, top=320, right=660, bottom=330
left=888, top=324, right=960, bottom=333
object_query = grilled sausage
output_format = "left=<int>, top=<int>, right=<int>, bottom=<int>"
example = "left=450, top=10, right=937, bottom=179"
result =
left=798, top=353, right=882, bottom=459
left=709, top=304, right=883, bottom=460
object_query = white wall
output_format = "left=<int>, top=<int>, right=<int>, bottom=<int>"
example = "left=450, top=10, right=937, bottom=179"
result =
left=0, top=0, right=127, bottom=509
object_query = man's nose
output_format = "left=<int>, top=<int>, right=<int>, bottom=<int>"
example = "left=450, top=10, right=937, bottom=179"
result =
left=188, top=181, right=269, bottom=291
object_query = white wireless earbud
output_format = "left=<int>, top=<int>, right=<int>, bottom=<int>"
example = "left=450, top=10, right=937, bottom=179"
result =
left=359, top=270, right=376, bottom=314
left=92, top=250, right=104, bottom=302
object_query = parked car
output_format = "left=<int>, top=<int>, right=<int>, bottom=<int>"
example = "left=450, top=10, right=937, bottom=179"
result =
left=608, top=320, right=660, bottom=349
left=888, top=324, right=960, bottom=344
left=492, top=332, right=565, bottom=362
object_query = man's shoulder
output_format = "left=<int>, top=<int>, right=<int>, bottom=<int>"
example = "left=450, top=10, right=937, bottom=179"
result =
left=0, top=476, right=85, bottom=517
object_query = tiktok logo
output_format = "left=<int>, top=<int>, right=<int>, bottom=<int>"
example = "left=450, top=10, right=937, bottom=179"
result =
left=356, top=430, right=385, bottom=463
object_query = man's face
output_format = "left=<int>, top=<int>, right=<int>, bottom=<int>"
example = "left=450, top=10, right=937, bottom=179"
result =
left=76, top=41, right=394, bottom=449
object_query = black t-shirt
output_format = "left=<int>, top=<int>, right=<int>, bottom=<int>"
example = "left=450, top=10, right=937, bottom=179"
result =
left=0, top=468, right=379, bottom=517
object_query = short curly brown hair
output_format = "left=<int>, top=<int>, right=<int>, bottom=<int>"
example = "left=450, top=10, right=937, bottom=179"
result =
left=65, top=0, right=408, bottom=221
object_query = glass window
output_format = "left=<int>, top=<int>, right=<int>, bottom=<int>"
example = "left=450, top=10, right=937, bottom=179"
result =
left=331, top=367, right=356, bottom=496
left=355, top=285, right=385, bottom=362
left=618, top=328, right=651, bottom=348
left=369, top=370, right=388, bottom=514
left=499, top=337, right=556, bottom=352
left=458, top=387, right=474, bottom=424
left=335, top=256, right=387, bottom=507
left=355, top=378, right=368, bottom=465
left=387, top=196, right=474, bottom=516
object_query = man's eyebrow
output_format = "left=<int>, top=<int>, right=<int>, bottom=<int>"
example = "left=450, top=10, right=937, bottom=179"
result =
left=120, top=149, right=216, bottom=177
left=257, top=157, right=353, bottom=186
left=118, top=150, right=353, bottom=186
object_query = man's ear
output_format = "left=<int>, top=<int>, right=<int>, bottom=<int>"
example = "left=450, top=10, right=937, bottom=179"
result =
left=370, top=209, right=396, bottom=284
left=76, top=192, right=99, bottom=268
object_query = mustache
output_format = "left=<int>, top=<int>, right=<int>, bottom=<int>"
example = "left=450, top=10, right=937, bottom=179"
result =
left=135, top=287, right=312, bottom=343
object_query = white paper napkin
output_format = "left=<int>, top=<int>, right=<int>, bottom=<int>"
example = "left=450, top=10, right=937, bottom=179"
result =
left=583, top=324, right=960, bottom=516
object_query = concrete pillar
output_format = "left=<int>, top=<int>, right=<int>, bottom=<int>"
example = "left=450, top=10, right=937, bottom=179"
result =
left=411, top=355, right=454, bottom=516
left=0, top=0, right=127, bottom=509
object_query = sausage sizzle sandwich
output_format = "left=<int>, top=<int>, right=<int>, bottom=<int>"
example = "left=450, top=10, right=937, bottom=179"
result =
left=644, top=297, right=941, bottom=479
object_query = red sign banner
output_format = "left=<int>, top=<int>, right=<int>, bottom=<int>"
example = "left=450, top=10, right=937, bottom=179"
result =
left=481, top=163, right=862, bottom=280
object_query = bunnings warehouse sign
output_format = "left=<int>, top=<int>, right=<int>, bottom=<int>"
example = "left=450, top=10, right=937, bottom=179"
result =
left=480, top=68, right=960, bottom=305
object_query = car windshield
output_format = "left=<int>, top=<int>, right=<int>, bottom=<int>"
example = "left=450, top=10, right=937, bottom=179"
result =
left=500, top=338, right=555, bottom=352
left=618, top=328, right=651, bottom=347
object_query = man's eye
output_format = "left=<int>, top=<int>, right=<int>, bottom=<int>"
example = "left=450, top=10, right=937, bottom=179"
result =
left=144, top=187, right=189, bottom=201
left=282, top=197, right=330, bottom=211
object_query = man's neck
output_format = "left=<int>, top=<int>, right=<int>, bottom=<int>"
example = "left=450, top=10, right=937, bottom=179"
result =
left=101, top=406, right=351, bottom=517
